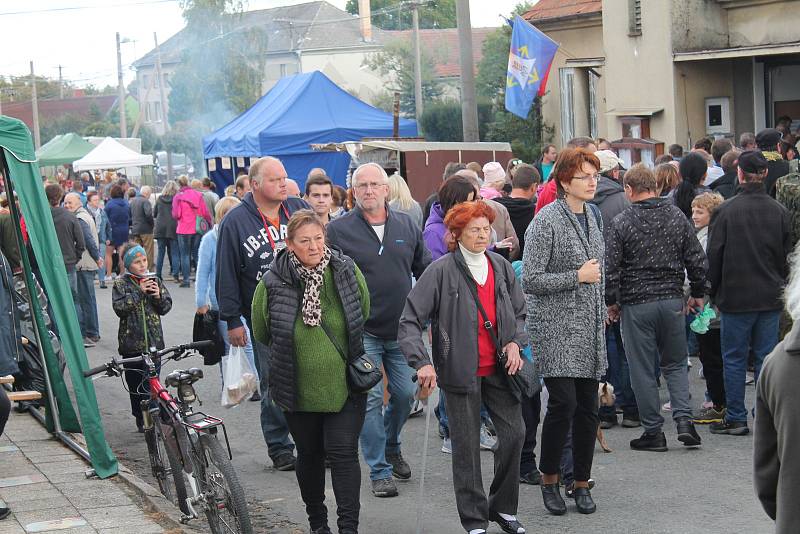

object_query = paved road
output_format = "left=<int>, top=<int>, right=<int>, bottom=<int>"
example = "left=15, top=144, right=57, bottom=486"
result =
left=84, top=279, right=774, bottom=534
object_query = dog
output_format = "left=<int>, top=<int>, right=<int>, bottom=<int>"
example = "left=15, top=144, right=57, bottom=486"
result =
left=597, top=382, right=615, bottom=453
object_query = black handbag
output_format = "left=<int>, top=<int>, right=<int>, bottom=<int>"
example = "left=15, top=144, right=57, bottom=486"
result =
left=192, top=309, right=225, bottom=366
left=454, top=259, right=542, bottom=399
left=320, top=322, right=382, bottom=394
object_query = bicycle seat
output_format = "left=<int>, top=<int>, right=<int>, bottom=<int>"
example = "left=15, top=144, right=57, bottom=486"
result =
left=164, top=367, right=204, bottom=388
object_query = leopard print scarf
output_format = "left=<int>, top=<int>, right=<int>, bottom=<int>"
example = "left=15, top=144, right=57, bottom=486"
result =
left=288, top=247, right=332, bottom=326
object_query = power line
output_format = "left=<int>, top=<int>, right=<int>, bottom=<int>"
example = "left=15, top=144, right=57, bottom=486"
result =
left=0, top=0, right=177, bottom=16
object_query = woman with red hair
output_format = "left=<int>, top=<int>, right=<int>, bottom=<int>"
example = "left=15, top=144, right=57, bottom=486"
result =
left=522, top=147, right=607, bottom=516
left=399, top=201, right=528, bottom=534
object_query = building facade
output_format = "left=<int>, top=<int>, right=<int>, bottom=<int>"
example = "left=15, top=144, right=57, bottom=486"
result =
left=526, top=0, right=800, bottom=164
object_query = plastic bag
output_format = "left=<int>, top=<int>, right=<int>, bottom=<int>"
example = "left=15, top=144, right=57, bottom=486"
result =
left=690, top=304, right=717, bottom=334
left=220, top=346, right=258, bottom=407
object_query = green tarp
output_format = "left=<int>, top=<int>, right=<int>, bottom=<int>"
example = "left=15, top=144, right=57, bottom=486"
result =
left=0, top=116, right=117, bottom=478
left=35, top=133, right=95, bottom=167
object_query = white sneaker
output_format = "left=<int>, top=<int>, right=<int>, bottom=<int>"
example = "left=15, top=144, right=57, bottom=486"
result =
left=441, top=438, right=452, bottom=454
left=479, top=424, right=497, bottom=450
left=662, top=401, right=672, bottom=412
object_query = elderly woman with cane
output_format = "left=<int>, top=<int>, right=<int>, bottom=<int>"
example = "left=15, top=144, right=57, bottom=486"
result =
left=251, top=210, right=370, bottom=534
left=399, top=201, right=528, bottom=534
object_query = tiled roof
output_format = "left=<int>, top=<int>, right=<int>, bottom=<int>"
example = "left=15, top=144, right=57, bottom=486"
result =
left=133, top=1, right=386, bottom=68
left=385, top=27, right=496, bottom=78
left=2, top=95, right=118, bottom=133
left=522, top=0, right=602, bottom=22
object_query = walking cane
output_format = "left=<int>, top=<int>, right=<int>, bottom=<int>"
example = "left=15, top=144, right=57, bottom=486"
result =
left=413, top=375, right=434, bottom=534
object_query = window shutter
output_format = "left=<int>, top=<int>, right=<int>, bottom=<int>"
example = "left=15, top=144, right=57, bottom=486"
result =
left=628, top=0, right=642, bottom=36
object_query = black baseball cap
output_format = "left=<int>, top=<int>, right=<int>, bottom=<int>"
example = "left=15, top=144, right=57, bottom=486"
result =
left=738, top=150, right=769, bottom=174
left=755, top=128, right=782, bottom=150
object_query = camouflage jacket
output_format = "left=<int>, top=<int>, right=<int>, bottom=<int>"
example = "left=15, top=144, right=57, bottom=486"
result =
left=112, top=274, right=172, bottom=355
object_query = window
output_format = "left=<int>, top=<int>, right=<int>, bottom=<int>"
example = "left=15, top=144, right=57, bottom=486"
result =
left=628, top=0, right=642, bottom=36
left=162, top=73, right=169, bottom=87
left=149, top=102, right=161, bottom=122
left=142, top=74, right=150, bottom=90
left=559, top=68, right=575, bottom=146
left=144, top=102, right=151, bottom=122
left=280, top=63, right=287, bottom=77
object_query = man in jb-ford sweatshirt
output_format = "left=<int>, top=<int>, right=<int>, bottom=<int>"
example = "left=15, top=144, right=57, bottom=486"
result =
left=215, top=156, right=309, bottom=471
left=327, top=163, right=431, bottom=498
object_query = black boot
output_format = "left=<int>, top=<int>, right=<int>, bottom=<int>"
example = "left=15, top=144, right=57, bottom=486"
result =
left=630, top=431, right=668, bottom=452
left=676, top=417, right=701, bottom=447
left=573, top=487, right=596, bottom=514
left=489, top=511, right=525, bottom=534
left=540, top=483, right=566, bottom=515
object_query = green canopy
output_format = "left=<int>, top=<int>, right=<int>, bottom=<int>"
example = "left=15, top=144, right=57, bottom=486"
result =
left=0, top=116, right=117, bottom=478
left=35, top=132, right=95, bottom=167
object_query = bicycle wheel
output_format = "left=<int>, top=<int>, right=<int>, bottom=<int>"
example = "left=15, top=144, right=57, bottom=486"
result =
left=144, top=420, right=190, bottom=515
left=191, top=433, right=252, bottom=534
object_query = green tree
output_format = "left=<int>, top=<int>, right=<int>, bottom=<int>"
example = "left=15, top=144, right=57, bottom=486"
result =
left=345, top=0, right=456, bottom=30
left=0, top=74, right=68, bottom=102
left=420, top=99, right=493, bottom=141
left=364, top=39, right=442, bottom=116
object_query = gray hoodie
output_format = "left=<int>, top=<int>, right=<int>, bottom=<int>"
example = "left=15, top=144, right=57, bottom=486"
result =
left=589, top=176, right=629, bottom=243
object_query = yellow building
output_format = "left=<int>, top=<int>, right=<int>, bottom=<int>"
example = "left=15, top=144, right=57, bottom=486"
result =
left=525, top=0, right=800, bottom=164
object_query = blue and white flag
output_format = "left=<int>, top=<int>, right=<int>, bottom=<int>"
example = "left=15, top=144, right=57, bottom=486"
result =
left=504, top=15, right=559, bottom=119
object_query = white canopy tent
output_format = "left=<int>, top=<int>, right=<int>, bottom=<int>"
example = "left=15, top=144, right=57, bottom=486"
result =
left=72, top=136, right=152, bottom=171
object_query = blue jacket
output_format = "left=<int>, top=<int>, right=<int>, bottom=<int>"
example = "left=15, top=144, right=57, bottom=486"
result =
left=104, top=198, right=130, bottom=246
left=89, top=205, right=112, bottom=244
left=196, top=227, right=219, bottom=310
left=215, top=193, right=309, bottom=330
left=327, top=204, right=431, bottom=339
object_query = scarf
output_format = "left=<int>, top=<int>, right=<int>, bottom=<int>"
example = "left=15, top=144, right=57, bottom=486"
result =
left=763, top=151, right=783, bottom=162
left=289, top=246, right=332, bottom=326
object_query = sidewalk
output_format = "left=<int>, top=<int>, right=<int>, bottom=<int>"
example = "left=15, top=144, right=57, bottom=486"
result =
left=0, top=410, right=172, bottom=534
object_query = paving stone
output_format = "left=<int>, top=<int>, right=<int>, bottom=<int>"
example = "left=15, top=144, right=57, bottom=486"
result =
left=65, top=488, right=131, bottom=511
left=5, top=495, right=71, bottom=513
left=42, top=472, right=91, bottom=485
left=80, top=506, right=159, bottom=530
left=0, top=483, right=56, bottom=501
left=23, top=454, right=78, bottom=465
left=12, top=507, right=81, bottom=528
left=0, top=475, right=48, bottom=489
left=13, top=442, right=69, bottom=455
left=97, top=523, right=164, bottom=534
left=24, top=523, right=95, bottom=534
left=0, top=520, right=26, bottom=534
left=0, top=446, right=19, bottom=453
left=36, top=461, right=88, bottom=477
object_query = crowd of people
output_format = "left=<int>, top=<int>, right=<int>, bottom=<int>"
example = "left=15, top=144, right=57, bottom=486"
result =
left=3, top=122, right=800, bottom=533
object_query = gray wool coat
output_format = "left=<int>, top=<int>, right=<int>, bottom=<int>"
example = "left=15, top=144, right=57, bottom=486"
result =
left=522, top=199, right=608, bottom=380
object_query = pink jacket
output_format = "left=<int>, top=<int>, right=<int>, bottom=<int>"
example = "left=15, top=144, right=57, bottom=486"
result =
left=172, top=187, right=212, bottom=235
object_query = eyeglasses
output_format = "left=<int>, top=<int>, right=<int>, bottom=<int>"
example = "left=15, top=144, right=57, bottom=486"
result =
left=354, top=182, right=385, bottom=191
left=572, top=174, right=600, bottom=182
left=510, top=159, right=524, bottom=166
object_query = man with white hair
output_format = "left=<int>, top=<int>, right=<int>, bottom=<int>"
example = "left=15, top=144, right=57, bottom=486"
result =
left=327, top=162, right=431, bottom=498
left=130, top=185, right=155, bottom=266
left=63, top=192, right=102, bottom=347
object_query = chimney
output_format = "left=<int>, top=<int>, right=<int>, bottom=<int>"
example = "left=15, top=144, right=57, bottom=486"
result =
left=359, top=0, right=372, bottom=42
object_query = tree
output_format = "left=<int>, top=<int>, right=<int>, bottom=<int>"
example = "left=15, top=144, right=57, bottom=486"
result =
left=0, top=75, right=67, bottom=102
left=364, top=39, right=442, bottom=116
left=345, top=0, right=456, bottom=30
left=420, top=100, right=493, bottom=142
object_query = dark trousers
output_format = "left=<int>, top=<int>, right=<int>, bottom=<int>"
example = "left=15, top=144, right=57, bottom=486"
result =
left=540, top=377, right=599, bottom=482
left=599, top=322, right=637, bottom=417
left=697, top=328, right=725, bottom=407
left=156, top=238, right=179, bottom=279
left=284, top=395, right=367, bottom=533
left=520, top=391, right=541, bottom=476
left=446, top=373, right=524, bottom=532
left=0, top=387, right=9, bottom=435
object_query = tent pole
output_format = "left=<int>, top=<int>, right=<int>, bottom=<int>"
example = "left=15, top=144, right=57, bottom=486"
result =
left=1, top=155, right=91, bottom=463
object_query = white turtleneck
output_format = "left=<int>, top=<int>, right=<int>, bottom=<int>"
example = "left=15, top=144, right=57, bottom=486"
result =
left=459, top=242, right=489, bottom=285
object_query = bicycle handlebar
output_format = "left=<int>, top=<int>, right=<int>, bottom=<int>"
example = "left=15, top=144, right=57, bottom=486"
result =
left=83, top=340, right=214, bottom=378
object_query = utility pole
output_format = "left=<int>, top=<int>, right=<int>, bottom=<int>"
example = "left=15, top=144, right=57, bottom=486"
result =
left=153, top=32, right=172, bottom=181
left=410, top=1, right=423, bottom=127
left=455, top=0, right=479, bottom=142
left=30, top=61, right=41, bottom=150
left=57, top=65, right=64, bottom=99
left=116, top=32, right=127, bottom=137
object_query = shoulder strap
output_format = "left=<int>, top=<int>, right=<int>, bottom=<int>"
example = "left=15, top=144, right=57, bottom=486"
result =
left=320, top=321, right=347, bottom=363
left=453, top=258, right=504, bottom=356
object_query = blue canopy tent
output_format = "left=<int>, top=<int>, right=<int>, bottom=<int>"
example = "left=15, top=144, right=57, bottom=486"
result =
left=202, top=71, right=417, bottom=190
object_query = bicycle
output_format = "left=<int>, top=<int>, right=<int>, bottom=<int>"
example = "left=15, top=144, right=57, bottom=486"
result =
left=84, top=341, right=253, bottom=534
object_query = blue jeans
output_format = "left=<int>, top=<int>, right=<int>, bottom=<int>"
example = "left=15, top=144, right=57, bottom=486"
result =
left=720, top=310, right=781, bottom=423
left=156, top=238, right=179, bottom=279
left=96, top=243, right=106, bottom=284
left=217, top=317, right=258, bottom=383
left=599, top=322, right=637, bottom=417
left=177, top=234, right=198, bottom=283
left=360, top=333, right=416, bottom=481
left=76, top=270, right=99, bottom=338
left=66, top=266, right=82, bottom=331
left=244, top=317, right=294, bottom=460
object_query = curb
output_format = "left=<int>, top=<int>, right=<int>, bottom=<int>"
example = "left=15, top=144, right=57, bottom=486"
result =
left=67, top=424, right=204, bottom=533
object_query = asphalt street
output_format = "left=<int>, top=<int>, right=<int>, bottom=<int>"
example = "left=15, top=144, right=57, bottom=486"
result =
left=83, top=277, right=774, bottom=534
